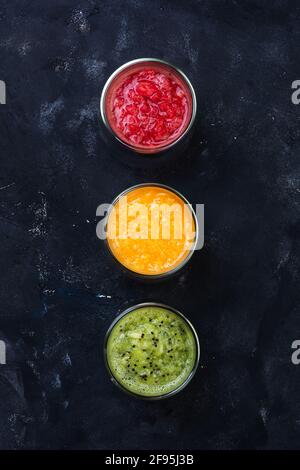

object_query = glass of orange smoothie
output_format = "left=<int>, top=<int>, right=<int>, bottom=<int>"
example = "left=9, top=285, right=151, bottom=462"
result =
left=105, top=183, right=198, bottom=280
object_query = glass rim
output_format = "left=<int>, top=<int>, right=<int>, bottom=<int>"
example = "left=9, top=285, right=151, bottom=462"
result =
left=103, top=302, right=200, bottom=400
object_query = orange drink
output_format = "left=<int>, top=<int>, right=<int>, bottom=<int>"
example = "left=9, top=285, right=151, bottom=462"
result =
left=106, top=184, right=197, bottom=277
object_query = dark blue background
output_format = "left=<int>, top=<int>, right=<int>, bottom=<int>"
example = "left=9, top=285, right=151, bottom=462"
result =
left=0, top=0, right=300, bottom=450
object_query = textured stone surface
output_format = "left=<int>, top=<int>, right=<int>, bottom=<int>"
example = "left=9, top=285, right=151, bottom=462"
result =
left=0, top=0, right=299, bottom=450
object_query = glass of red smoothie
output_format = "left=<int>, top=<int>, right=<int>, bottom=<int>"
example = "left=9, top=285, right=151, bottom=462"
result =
left=100, top=58, right=197, bottom=157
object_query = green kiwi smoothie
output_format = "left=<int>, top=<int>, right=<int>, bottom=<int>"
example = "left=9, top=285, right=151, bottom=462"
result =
left=106, top=305, right=198, bottom=397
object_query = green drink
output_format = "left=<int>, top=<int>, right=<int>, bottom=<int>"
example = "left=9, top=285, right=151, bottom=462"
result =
left=105, top=304, right=199, bottom=398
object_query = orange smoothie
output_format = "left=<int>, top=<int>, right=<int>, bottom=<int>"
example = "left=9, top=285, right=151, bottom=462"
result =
left=106, top=185, right=196, bottom=276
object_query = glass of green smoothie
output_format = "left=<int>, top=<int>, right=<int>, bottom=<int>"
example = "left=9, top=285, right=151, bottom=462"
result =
left=104, top=303, right=200, bottom=399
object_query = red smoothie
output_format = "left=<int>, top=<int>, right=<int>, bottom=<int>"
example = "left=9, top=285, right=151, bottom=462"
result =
left=104, top=62, right=193, bottom=152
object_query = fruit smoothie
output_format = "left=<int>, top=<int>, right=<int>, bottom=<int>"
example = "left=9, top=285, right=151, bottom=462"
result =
left=106, top=185, right=196, bottom=276
left=106, top=305, right=198, bottom=397
left=104, top=61, right=193, bottom=151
